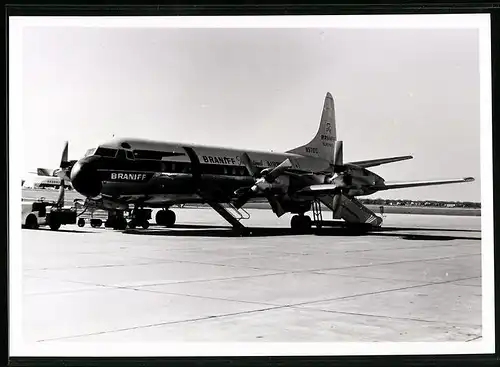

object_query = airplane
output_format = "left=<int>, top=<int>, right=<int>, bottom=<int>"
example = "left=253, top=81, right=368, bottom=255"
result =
left=51, top=92, right=474, bottom=233
left=22, top=169, right=72, bottom=190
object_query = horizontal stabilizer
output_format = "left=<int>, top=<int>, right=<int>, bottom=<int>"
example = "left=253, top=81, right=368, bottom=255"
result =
left=37, top=168, right=55, bottom=176
left=371, top=177, right=474, bottom=191
left=347, top=155, right=413, bottom=168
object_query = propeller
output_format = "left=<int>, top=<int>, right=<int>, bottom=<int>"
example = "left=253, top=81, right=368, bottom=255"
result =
left=52, top=141, right=76, bottom=208
left=233, top=153, right=291, bottom=214
left=327, top=141, right=350, bottom=218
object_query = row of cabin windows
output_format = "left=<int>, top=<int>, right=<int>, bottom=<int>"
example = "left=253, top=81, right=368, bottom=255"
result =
left=93, top=148, right=252, bottom=176
left=160, top=162, right=249, bottom=176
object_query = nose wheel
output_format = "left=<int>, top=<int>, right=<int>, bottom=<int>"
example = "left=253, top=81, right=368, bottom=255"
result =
left=128, top=207, right=152, bottom=229
left=290, top=214, right=312, bottom=233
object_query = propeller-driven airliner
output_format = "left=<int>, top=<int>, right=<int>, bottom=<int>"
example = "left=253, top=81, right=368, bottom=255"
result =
left=47, top=93, right=474, bottom=233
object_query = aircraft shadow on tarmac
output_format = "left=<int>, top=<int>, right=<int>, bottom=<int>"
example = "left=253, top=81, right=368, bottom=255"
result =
left=123, top=224, right=481, bottom=241
left=24, top=228, right=94, bottom=234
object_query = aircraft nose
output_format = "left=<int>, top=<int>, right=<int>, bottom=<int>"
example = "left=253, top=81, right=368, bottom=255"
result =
left=70, top=156, right=102, bottom=198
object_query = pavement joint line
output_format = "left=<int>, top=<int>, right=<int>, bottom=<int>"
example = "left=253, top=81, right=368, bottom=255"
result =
left=291, top=253, right=482, bottom=273
left=283, top=275, right=484, bottom=308
left=124, top=286, right=281, bottom=307
left=286, top=305, right=483, bottom=328
left=308, top=272, right=482, bottom=285
left=23, top=270, right=290, bottom=293
left=125, top=286, right=483, bottom=329
left=36, top=304, right=288, bottom=342
left=344, top=243, right=481, bottom=253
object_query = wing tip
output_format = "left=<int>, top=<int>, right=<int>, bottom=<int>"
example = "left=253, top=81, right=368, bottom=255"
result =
left=464, top=176, right=475, bottom=182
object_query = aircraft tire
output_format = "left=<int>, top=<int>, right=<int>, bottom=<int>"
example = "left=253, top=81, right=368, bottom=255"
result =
left=155, top=210, right=167, bottom=226
left=113, top=218, right=127, bottom=230
left=165, top=210, right=176, bottom=227
left=141, top=221, right=150, bottom=230
left=78, top=218, right=85, bottom=227
left=25, top=214, right=38, bottom=230
left=290, top=215, right=311, bottom=234
left=128, top=220, right=137, bottom=229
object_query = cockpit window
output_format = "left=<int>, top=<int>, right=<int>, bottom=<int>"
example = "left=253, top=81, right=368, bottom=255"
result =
left=95, top=147, right=118, bottom=158
left=125, top=150, right=135, bottom=160
left=84, top=148, right=96, bottom=157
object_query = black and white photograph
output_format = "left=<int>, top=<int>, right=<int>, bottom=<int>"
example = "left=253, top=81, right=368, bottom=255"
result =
left=9, top=14, right=494, bottom=357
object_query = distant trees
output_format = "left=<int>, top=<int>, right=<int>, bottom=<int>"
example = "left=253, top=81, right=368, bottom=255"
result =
left=359, top=198, right=481, bottom=208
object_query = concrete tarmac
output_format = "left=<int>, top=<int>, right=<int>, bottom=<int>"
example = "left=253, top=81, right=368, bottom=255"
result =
left=22, top=209, right=482, bottom=344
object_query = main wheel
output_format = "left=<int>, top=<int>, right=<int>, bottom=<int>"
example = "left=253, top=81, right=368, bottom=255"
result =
left=141, top=221, right=150, bottom=229
left=77, top=218, right=85, bottom=227
left=155, top=210, right=167, bottom=226
left=165, top=210, right=176, bottom=227
left=290, top=215, right=312, bottom=234
left=156, top=210, right=176, bottom=227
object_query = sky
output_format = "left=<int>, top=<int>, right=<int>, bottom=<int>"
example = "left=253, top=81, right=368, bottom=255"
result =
left=19, top=22, right=483, bottom=202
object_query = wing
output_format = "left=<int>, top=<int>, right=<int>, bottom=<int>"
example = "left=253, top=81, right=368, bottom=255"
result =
left=346, top=155, right=413, bottom=168
left=371, top=177, right=475, bottom=191
left=294, top=177, right=475, bottom=196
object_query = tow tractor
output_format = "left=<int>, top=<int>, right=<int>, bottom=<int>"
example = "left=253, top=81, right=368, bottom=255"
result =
left=21, top=141, right=79, bottom=231
left=22, top=197, right=77, bottom=231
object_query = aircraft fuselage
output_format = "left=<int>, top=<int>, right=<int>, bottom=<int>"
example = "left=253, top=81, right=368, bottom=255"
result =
left=70, top=138, right=384, bottom=209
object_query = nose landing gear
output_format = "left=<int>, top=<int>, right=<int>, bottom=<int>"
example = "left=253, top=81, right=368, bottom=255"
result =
left=128, top=207, right=152, bottom=229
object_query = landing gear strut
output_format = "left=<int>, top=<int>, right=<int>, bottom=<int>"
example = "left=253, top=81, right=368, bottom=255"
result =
left=105, top=210, right=127, bottom=230
left=290, top=214, right=312, bottom=233
left=155, top=209, right=176, bottom=227
left=128, top=207, right=152, bottom=229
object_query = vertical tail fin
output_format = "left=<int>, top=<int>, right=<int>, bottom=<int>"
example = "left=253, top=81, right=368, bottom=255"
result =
left=287, top=92, right=338, bottom=163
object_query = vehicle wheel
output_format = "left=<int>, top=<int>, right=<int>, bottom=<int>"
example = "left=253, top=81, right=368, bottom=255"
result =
left=141, top=221, right=150, bottom=230
left=49, top=221, right=61, bottom=231
left=90, top=219, right=102, bottom=228
left=77, top=218, right=85, bottom=227
left=128, top=220, right=137, bottom=229
left=25, top=214, right=38, bottom=230
left=165, top=210, right=176, bottom=227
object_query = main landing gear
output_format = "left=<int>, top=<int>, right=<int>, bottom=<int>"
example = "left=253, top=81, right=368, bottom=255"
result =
left=128, top=208, right=152, bottom=229
left=105, top=210, right=128, bottom=230
left=155, top=209, right=176, bottom=227
left=290, top=214, right=312, bottom=233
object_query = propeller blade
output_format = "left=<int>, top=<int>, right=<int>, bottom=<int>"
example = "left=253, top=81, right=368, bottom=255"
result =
left=333, top=141, right=343, bottom=166
left=56, top=178, right=65, bottom=208
left=240, top=153, right=261, bottom=177
left=266, top=195, right=286, bottom=217
left=233, top=189, right=255, bottom=209
left=264, top=158, right=292, bottom=182
left=60, top=141, right=69, bottom=168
